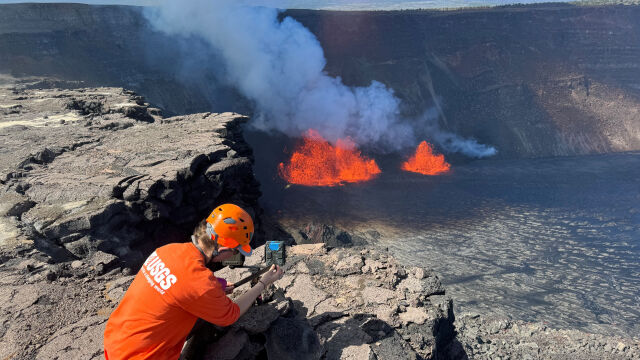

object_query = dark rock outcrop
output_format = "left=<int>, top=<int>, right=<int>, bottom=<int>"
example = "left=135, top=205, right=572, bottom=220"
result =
left=193, top=244, right=456, bottom=360
left=445, top=313, right=640, bottom=359
left=0, top=82, right=260, bottom=267
left=265, top=317, right=323, bottom=360
left=291, top=223, right=370, bottom=249
left=0, top=3, right=248, bottom=117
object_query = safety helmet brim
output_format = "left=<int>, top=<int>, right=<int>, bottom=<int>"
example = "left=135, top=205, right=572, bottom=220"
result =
left=217, top=236, right=253, bottom=257
left=238, top=244, right=252, bottom=257
left=206, top=204, right=254, bottom=255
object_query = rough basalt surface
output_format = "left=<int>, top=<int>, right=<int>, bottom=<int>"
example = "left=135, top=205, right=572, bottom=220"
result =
left=181, top=242, right=640, bottom=360
left=186, top=243, right=455, bottom=360
left=0, top=81, right=260, bottom=267
left=449, top=313, right=640, bottom=359
left=0, top=264, right=136, bottom=360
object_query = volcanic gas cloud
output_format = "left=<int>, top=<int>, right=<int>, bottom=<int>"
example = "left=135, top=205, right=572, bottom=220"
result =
left=402, top=141, right=451, bottom=175
left=279, top=129, right=381, bottom=186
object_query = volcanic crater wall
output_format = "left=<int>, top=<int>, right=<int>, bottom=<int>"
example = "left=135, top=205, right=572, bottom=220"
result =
left=0, top=3, right=249, bottom=117
left=1, top=3, right=640, bottom=159
left=284, top=5, right=640, bottom=158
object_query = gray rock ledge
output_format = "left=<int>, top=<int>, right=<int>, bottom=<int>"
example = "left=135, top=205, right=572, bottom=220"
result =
left=0, top=83, right=260, bottom=266
left=188, top=243, right=455, bottom=360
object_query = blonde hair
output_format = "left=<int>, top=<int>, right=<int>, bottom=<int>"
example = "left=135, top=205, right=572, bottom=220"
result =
left=192, top=219, right=216, bottom=253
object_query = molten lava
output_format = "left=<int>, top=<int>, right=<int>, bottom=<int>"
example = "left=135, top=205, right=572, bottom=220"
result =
left=278, top=129, right=381, bottom=186
left=402, top=141, right=451, bottom=175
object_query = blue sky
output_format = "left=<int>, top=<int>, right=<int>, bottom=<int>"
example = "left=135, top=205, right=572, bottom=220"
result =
left=0, top=0, right=560, bottom=10
left=0, top=0, right=157, bottom=5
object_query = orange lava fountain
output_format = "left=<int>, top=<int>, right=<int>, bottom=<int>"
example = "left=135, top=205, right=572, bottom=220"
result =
left=278, top=129, right=381, bottom=186
left=401, top=141, right=451, bottom=175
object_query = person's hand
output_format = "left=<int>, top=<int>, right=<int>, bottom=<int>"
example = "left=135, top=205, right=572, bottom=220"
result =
left=224, top=282, right=235, bottom=294
left=260, top=264, right=284, bottom=286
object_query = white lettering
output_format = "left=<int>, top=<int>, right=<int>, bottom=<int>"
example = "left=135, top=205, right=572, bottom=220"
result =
left=143, top=251, right=158, bottom=266
left=141, top=252, right=177, bottom=292
left=146, top=257, right=161, bottom=271
left=160, top=274, right=177, bottom=290
left=143, top=270, right=154, bottom=287
left=154, top=268, right=170, bottom=283
left=150, top=261, right=164, bottom=276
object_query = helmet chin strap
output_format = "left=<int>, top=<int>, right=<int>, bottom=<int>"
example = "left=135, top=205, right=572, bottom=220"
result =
left=191, top=235, right=218, bottom=264
left=205, top=223, right=220, bottom=257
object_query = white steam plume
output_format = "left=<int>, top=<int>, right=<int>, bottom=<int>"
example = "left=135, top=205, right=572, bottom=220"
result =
left=145, top=1, right=495, bottom=157
left=420, top=106, right=497, bottom=158
left=145, top=0, right=411, bottom=149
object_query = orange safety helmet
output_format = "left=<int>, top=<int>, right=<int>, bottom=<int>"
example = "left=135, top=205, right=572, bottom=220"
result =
left=206, top=204, right=254, bottom=256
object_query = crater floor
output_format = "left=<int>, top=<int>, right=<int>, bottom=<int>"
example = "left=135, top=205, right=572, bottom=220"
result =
left=264, top=152, right=640, bottom=338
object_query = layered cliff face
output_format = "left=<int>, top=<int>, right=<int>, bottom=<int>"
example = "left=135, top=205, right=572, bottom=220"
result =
left=285, top=5, right=640, bottom=157
left=0, top=3, right=248, bottom=117
left=0, top=80, right=261, bottom=266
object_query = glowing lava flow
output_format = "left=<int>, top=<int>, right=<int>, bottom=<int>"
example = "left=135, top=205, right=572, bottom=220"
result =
left=278, top=130, right=381, bottom=186
left=402, top=141, right=451, bottom=175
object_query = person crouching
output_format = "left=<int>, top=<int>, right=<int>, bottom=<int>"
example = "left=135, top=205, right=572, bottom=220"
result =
left=103, top=204, right=284, bottom=360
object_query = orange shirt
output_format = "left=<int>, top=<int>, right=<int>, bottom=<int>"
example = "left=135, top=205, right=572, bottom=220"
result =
left=103, top=243, right=240, bottom=360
